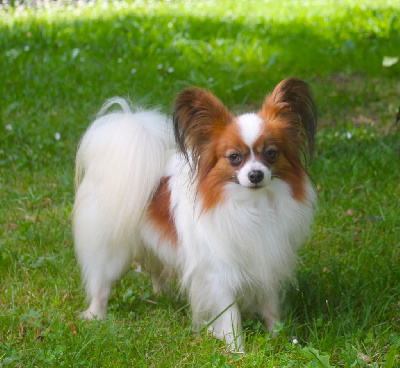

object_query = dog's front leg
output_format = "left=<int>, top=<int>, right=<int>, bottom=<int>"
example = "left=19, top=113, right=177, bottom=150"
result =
left=209, top=300, right=243, bottom=352
left=189, top=274, right=244, bottom=352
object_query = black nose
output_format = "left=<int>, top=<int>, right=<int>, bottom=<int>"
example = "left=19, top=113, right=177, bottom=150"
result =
left=248, top=170, right=264, bottom=184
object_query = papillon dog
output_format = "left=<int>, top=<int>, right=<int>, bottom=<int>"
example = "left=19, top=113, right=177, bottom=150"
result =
left=73, top=78, right=317, bottom=351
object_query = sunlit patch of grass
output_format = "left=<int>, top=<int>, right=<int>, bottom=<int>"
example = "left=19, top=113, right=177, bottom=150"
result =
left=1, top=0, right=399, bottom=366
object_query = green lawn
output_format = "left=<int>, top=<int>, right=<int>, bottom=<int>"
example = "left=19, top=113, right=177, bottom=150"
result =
left=1, top=0, right=399, bottom=366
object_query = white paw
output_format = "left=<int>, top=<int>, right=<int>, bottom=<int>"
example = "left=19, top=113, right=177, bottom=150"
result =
left=79, top=309, right=106, bottom=321
left=225, top=333, right=245, bottom=353
left=207, top=326, right=245, bottom=353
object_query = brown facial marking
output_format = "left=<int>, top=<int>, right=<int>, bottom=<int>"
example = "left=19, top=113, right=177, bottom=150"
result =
left=198, top=119, right=250, bottom=211
left=217, top=119, right=249, bottom=164
left=255, top=118, right=307, bottom=202
left=147, top=177, right=178, bottom=246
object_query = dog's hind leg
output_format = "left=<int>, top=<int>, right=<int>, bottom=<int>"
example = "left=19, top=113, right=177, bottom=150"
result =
left=258, top=292, right=280, bottom=332
left=73, top=189, right=133, bottom=320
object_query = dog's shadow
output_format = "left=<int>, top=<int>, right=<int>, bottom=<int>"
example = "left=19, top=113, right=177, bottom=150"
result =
left=109, top=265, right=343, bottom=336
left=107, top=259, right=389, bottom=345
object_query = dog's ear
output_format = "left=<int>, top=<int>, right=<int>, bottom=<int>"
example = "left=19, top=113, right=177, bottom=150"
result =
left=173, top=88, right=232, bottom=169
left=261, top=78, right=317, bottom=161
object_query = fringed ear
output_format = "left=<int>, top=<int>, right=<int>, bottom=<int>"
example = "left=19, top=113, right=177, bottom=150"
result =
left=262, top=78, right=317, bottom=162
left=173, top=88, right=232, bottom=170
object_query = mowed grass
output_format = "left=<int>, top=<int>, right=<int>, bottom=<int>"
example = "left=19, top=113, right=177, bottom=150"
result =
left=1, top=0, right=399, bottom=366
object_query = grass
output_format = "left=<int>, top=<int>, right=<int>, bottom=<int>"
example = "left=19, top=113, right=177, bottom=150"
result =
left=1, top=0, right=399, bottom=366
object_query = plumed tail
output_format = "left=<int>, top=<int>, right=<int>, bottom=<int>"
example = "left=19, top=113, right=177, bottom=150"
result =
left=74, top=98, right=174, bottom=245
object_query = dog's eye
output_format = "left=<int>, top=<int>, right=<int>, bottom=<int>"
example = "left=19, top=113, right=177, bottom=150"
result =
left=264, top=149, right=278, bottom=163
left=228, top=153, right=243, bottom=166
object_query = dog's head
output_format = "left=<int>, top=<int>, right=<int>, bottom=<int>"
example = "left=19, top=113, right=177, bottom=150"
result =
left=173, top=78, right=317, bottom=210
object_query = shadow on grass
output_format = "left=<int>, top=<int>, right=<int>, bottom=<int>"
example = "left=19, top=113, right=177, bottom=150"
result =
left=2, top=3, right=400, bottom=116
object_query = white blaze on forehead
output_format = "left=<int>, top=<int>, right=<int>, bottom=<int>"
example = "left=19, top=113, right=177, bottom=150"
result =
left=237, top=113, right=263, bottom=147
left=235, top=114, right=271, bottom=188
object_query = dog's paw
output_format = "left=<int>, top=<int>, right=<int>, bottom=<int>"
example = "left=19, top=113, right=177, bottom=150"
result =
left=207, top=326, right=245, bottom=353
left=79, top=309, right=106, bottom=321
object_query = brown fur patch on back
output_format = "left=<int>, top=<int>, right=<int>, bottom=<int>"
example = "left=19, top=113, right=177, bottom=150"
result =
left=147, top=177, right=178, bottom=246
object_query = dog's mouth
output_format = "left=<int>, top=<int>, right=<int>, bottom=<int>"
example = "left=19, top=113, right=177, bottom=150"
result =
left=233, top=179, right=264, bottom=190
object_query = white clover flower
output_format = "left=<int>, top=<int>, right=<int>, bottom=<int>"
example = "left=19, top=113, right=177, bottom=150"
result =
left=292, top=338, right=298, bottom=344
left=382, top=56, right=398, bottom=67
left=157, top=64, right=163, bottom=70
left=130, top=68, right=137, bottom=74
left=55, top=132, right=61, bottom=141
left=71, top=48, right=80, bottom=59
left=24, top=45, right=30, bottom=51
left=5, top=124, right=12, bottom=131
left=167, top=67, right=174, bottom=73
left=117, top=58, right=123, bottom=63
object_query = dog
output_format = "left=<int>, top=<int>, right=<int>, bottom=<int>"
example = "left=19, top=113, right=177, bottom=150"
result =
left=73, top=78, right=317, bottom=351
